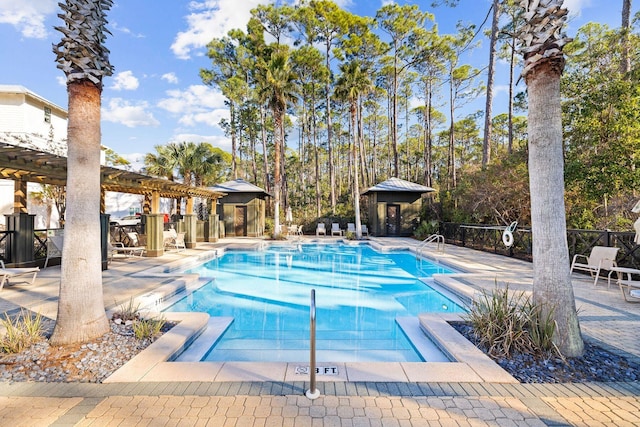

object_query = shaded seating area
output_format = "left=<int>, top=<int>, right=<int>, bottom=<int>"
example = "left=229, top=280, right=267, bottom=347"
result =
left=0, top=260, right=39, bottom=290
left=0, top=142, right=225, bottom=269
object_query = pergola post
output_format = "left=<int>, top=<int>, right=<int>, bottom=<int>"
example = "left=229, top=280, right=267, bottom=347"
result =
left=143, top=193, right=151, bottom=214
left=14, top=179, right=28, bottom=214
left=144, top=191, right=164, bottom=257
left=184, top=196, right=196, bottom=249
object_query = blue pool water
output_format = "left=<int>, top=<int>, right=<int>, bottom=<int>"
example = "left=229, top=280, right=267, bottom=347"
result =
left=166, top=243, right=464, bottom=362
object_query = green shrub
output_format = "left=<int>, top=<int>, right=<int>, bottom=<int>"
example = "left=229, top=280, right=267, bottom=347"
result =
left=0, top=309, right=45, bottom=353
left=112, top=298, right=140, bottom=322
left=464, top=285, right=558, bottom=358
left=132, top=316, right=166, bottom=340
left=413, top=220, right=440, bottom=240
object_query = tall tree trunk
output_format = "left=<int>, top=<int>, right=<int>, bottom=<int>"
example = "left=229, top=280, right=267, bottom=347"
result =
left=230, top=101, right=237, bottom=179
left=312, top=92, right=321, bottom=218
left=50, top=81, right=109, bottom=345
left=351, top=102, right=362, bottom=239
left=508, top=37, right=516, bottom=155
left=273, top=106, right=283, bottom=238
left=392, top=52, right=399, bottom=177
left=621, top=0, right=632, bottom=74
left=325, top=42, right=336, bottom=214
left=482, top=0, right=500, bottom=167
left=448, top=77, right=457, bottom=190
left=527, top=64, right=583, bottom=357
left=260, top=104, right=270, bottom=194
left=521, top=0, right=584, bottom=358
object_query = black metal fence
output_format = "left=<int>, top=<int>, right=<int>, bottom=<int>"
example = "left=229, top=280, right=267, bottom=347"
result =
left=440, top=222, right=640, bottom=269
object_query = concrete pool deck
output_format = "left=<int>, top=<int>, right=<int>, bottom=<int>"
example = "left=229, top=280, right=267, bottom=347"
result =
left=0, top=237, right=639, bottom=425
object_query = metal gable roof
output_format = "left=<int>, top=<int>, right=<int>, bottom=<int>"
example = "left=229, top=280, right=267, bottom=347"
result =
left=209, top=179, right=271, bottom=197
left=363, top=177, right=435, bottom=194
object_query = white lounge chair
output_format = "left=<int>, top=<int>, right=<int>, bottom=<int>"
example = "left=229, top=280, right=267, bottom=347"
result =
left=570, top=246, right=619, bottom=286
left=163, top=229, right=178, bottom=248
left=331, top=223, right=342, bottom=236
left=361, top=224, right=369, bottom=236
left=174, top=232, right=186, bottom=251
left=347, top=223, right=356, bottom=234
left=44, top=235, right=64, bottom=268
left=316, top=223, right=326, bottom=236
left=123, top=232, right=146, bottom=256
left=0, top=260, right=39, bottom=291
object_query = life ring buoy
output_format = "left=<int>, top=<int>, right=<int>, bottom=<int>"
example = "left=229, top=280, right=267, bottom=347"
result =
left=502, top=222, right=517, bottom=247
left=502, top=229, right=514, bottom=247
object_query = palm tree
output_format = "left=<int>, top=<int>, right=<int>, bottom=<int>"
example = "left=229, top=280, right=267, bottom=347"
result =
left=262, top=47, right=298, bottom=238
left=518, top=0, right=584, bottom=357
left=144, top=144, right=179, bottom=181
left=50, top=0, right=113, bottom=345
left=334, top=60, right=373, bottom=239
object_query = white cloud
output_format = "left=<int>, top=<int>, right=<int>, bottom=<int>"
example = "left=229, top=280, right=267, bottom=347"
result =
left=171, top=0, right=267, bottom=59
left=110, top=21, right=145, bottom=38
left=110, top=71, right=140, bottom=91
left=158, top=85, right=229, bottom=128
left=102, top=98, right=160, bottom=127
left=0, top=0, right=56, bottom=39
left=564, top=0, right=591, bottom=18
left=172, top=133, right=232, bottom=151
left=162, top=72, right=179, bottom=84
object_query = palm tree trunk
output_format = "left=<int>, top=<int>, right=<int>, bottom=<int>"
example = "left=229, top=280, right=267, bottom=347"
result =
left=527, top=63, right=584, bottom=358
left=50, top=81, right=109, bottom=345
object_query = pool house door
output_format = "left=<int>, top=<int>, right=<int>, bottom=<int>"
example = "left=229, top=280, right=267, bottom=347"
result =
left=386, top=204, right=400, bottom=236
left=234, top=205, right=247, bottom=236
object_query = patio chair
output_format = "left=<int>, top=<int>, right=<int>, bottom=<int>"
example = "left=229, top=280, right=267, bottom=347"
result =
left=331, top=223, right=342, bottom=236
left=347, top=223, right=356, bottom=234
left=163, top=228, right=178, bottom=248
left=44, top=235, right=64, bottom=268
left=0, top=260, right=39, bottom=291
left=297, top=225, right=304, bottom=235
left=164, top=229, right=186, bottom=251
left=570, top=246, right=619, bottom=286
left=316, top=223, right=326, bottom=236
left=361, top=224, right=369, bottom=236
left=123, top=232, right=146, bottom=256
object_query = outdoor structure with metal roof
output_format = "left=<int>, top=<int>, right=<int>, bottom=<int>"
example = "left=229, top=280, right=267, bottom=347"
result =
left=210, top=179, right=270, bottom=238
left=363, top=177, right=435, bottom=237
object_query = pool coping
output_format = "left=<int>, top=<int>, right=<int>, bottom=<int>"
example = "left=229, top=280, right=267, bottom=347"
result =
left=104, top=244, right=519, bottom=384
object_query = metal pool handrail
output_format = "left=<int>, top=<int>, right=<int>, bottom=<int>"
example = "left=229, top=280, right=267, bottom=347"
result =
left=305, top=289, right=320, bottom=400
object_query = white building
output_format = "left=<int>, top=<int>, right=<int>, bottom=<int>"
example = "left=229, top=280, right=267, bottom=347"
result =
left=0, top=85, right=144, bottom=228
left=0, top=84, right=68, bottom=154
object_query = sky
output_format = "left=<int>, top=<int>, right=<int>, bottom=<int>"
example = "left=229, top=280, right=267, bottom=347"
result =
left=0, top=0, right=624, bottom=171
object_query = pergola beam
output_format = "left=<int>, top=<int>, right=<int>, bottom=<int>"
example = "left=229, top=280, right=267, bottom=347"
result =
left=0, top=142, right=225, bottom=203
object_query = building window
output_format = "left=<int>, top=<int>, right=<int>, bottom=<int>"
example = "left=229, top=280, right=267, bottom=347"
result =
left=44, top=106, right=51, bottom=123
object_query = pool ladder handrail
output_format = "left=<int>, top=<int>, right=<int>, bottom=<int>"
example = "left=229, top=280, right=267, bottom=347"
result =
left=417, top=234, right=445, bottom=254
left=305, top=289, right=320, bottom=400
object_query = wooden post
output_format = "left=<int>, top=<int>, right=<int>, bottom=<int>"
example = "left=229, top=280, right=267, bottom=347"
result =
left=13, top=179, right=28, bottom=214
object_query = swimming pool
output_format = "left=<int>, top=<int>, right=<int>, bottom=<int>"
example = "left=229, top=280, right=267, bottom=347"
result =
left=165, top=243, right=464, bottom=362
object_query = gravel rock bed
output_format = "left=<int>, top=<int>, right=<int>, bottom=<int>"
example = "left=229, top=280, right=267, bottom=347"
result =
left=0, top=321, right=172, bottom=383
left=452, top=322, right=640, bottom=383
left=1, top=320, right=638, bottom=384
